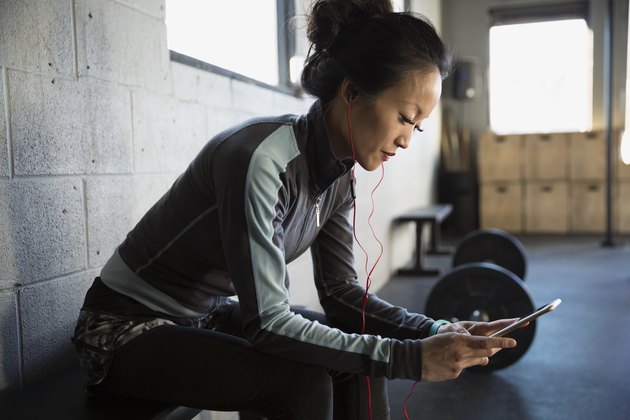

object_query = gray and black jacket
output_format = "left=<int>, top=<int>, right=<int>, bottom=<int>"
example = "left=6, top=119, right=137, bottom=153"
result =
left=100, top=101, right=436, bottom=380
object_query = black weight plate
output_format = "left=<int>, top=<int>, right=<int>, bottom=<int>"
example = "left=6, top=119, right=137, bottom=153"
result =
left=425, top=262, right=536, bottom=372
left=453, top=228, right=528, bottom=280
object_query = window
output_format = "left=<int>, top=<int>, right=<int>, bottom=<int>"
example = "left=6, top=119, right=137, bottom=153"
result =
left=165, top=0, right=283, bottom=86
left=165, top=1, right=410, bottom=90
left=622, top=1, right=630, bottom=165
left=488, top=4, right=592, bottom=134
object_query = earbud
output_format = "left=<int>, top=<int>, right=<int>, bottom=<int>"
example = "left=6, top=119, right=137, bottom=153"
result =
left=347, top=87, right=358, bottom=103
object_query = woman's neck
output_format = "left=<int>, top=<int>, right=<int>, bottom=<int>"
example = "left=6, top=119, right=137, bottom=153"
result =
left=324, top=97, right=353, bottom=161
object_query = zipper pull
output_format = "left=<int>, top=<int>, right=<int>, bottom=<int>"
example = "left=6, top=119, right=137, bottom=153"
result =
left=315, top=197, right=321, bottom=228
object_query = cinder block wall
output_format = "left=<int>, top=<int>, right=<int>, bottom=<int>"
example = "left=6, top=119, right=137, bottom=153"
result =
left=0, top=0, right=441, bottom=392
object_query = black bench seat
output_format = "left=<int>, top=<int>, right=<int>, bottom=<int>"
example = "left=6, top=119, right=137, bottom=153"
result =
left=393, top=204, right=453, bottom=276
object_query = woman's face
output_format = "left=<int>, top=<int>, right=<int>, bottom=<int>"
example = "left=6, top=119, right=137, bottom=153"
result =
left=340, top=69, right=442, bottom=171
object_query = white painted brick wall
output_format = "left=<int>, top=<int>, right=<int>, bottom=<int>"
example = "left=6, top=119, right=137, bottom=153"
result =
left=9, top=70, right=133, bottom=175
left=86, top=174, right=176, bottom=267
left=0, top=291, right=20, bottom=391
left=0, top=67, right=7, bottom=178
left=0, top=178, right=86, bottom=286
left=286, top=251, right=319, bottom=310
left=272, top=91, right=313, bottom=116
left=171, top=61, right=232, bottom=108
left=75, top=0, right=171, bottom=93
left=0, top=0, right=75, bottom=76
left=132, top=89, right=207, bottom=173
left=20, top=270, right=97, bottom=385
left=231, top=79, right=276, bottom=116
left=113, top=0, right=166, bottom=20
left=206, top=106, right=257, bottom=139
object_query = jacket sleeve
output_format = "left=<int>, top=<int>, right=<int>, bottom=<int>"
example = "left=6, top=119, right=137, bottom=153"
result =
left=311, top=185, right=436, bottom=340
left=212, top=125, right=424, bottom=380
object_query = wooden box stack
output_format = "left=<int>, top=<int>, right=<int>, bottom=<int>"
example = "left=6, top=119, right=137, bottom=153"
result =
left=568, top=131, right=606, bottom=233
left=478, top=133, right=523, bottom=232
left=477, top=130, right=628, bottom=234
left=523, top=133, right=569, bottom=233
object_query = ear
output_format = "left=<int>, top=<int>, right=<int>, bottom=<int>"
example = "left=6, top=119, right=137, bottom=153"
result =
left=341, top=78, right=359, bottom=105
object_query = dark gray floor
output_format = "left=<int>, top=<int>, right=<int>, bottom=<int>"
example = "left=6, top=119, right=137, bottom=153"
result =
left=378, top=234, right=630, bottom=420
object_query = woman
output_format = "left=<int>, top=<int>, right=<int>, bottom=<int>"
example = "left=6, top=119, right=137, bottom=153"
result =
left=73, top=0, right=518, bottom=418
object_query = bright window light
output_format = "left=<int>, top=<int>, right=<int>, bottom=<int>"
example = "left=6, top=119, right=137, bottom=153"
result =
left=489, top=19, right=593, bottom=134
left=165, top=0, right=279, bottom=86
left=622, top=5, right=630, bottom=166
left=392, top=0, right=406, bottom=12
left=620, top=131, right=630, bottom=164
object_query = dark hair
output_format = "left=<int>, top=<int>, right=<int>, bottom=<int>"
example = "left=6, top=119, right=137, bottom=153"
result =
left=301, top=0, right=453, bottom=106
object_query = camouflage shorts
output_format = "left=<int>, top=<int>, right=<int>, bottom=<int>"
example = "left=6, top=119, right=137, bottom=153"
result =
left=72, top=298, right=236, bottom=386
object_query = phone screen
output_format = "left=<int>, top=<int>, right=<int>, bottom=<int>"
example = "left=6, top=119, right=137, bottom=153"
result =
left=489, top=298, right=562, bottom=338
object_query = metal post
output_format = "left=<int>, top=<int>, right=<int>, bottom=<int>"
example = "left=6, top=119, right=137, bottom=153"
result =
left=602, top=0, right=616, bottom=247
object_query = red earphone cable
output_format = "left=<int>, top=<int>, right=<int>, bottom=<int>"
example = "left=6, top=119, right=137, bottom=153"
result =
left=346, top=101, right=387, bottom=420
left=403, top=380, right=420, bottom=419
left=346, top=101, right=419, bottom=419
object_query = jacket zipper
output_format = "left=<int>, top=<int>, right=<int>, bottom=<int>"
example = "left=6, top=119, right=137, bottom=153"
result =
left=286, top=195, right=323, bottom=262
left=315, top=196, right=321, bottom=228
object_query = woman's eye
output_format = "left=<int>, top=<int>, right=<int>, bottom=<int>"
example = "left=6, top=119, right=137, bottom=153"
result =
left=401, top=115, right=423, bottom=133
left=400, top=115, right=413, bottom=125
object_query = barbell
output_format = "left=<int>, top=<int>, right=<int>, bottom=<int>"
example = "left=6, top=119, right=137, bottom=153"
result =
left=453, top=228, right=528, bottom=280
left=425, top=228, right=536, bottom=372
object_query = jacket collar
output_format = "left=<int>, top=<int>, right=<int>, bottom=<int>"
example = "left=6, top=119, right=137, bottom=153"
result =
left=304, top=101, right=354, bottom=195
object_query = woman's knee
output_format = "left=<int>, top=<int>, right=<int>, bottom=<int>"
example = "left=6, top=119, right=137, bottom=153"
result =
left=268, top=363, right=332, bottom=419
left=284, top=362, right=332, bottom=398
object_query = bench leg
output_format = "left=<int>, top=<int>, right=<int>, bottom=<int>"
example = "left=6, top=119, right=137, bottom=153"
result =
left=396, top=222, right=441, bottom=277
left=426, top=223, right=452, bottom=256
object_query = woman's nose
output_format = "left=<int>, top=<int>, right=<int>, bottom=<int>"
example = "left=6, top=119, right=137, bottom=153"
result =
left=395, top=133, right=410, bottom=149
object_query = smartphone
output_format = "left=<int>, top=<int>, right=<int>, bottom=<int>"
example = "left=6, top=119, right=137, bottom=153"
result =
left=489, top=298, right=562, bottom=338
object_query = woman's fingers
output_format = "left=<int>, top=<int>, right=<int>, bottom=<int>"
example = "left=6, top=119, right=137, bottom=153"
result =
left=439, top=322, right=471, bottom=335
left=466, top=334, right=517, bottom=350
left=464, top=318, right=530, bottom=336
left=460, top=356, right=490, bottom=369
left=462, top=336, right=513, bottom=361
left=422, top=333, right=518, bottom=381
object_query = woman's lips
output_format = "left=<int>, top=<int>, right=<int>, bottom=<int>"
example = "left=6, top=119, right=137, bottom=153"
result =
left=382, top=151, right=396, bottom=161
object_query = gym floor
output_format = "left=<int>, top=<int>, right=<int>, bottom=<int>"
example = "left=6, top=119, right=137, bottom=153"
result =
left=377, top=234, right=630, bottom=420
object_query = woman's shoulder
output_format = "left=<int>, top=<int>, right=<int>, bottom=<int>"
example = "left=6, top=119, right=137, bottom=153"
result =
left=204, top=113, right=305, bottom=166
left=216, top=113, right=301, bottom=142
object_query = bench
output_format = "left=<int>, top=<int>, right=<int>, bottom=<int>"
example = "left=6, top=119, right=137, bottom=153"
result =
left=1, top=363, right=263, bottom=420
left=393, top=204, right=453, bottom=276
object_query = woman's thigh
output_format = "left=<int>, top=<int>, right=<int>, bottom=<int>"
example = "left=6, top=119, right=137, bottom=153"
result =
left=95, top=324, right=333, bottom=419
left=215, top=304, right=390, bottom=419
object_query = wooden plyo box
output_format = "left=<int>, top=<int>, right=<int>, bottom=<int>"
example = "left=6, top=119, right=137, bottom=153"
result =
left=478, top=133, right=523, bottom=182
left=480, top=181, right=523, bottom=233
left=570, top=181, right=605, bottom=232
left=569, top=131, right=606, bottom=181
left=524, top=181, right=569, bottom=233
left=523, top=133, right=569, bottom=180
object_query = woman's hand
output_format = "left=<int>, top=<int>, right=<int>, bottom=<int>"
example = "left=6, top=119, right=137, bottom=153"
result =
left=420, top=332, right=517, bottom=381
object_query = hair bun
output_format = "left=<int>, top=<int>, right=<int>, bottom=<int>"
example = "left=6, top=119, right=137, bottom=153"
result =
left=306, top=0, right=393, bottom=51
